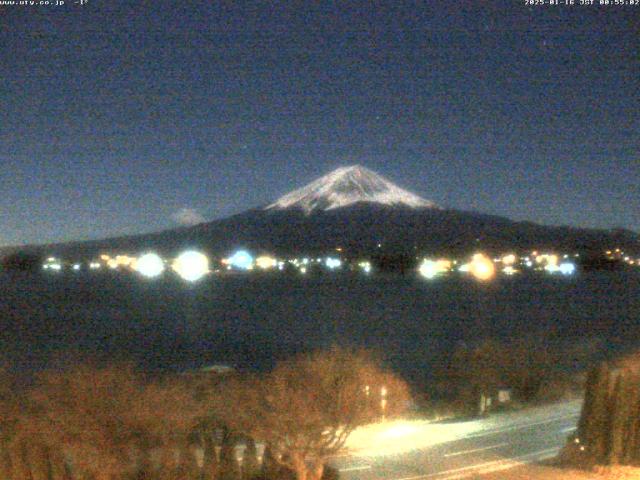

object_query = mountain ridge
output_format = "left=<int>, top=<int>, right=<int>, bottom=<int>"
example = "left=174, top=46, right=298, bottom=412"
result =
left=1, top=166, right=638, bottom=258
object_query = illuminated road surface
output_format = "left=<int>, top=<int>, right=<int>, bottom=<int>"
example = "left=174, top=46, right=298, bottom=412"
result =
left=330, top=400, right=582, bottom=480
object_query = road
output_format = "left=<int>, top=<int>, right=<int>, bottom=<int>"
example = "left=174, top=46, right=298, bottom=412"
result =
left=330, top=400, right=582, bottom=480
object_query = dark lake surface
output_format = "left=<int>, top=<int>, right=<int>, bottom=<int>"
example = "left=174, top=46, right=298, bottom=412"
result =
left=1, top=270, right=639, bottom=387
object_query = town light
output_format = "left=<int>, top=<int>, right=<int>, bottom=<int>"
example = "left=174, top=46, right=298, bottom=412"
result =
left=135, top=253, right=165, bottom=278
left=502, top=266, right=517, bottom=275
left=256, top=255, right=277, bottom=270
left=502, top=254, right=517, bottom=265
left=468, top=253, right=495, bottom=281
left=418, top=260, right=439, bottom=279
left=228, top=250, right=254, bottom=270
left=559, top=262, right=576, bottom=275
left=419, top=259, right=451, bottom=279
left=359, top=261, right=372, bottom=274
left=325, top=257, right=341, bottom=269
left=172, top=250, right=209, bottom=281
left=545, top=263, right=561, bottom=273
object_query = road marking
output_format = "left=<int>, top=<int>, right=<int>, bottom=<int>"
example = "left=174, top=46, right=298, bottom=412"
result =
left=444, top=442, right=508, bottom=458
left=465, top=413, right=579, bottom=439
left=392, top=447, right=560, bottom=480
left=561, top=426, right=577, bottom=433
left=339, top=465, right=372, bottom=472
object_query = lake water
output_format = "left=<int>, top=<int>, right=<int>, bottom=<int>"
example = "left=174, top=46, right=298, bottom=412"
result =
left=1, top=270, right=639, bottom=388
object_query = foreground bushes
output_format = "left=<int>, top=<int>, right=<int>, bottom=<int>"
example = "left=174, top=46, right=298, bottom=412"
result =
left=0, top=348, right=410, bottom=480
left=1, top=364, right=204, bottom=479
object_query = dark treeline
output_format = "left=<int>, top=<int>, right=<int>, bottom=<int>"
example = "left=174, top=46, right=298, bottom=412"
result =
left=427, top=336, right=595, bottom=416
left=0, top=252, right=43, bottom=272
left=0, top=348, right=410, bottom=480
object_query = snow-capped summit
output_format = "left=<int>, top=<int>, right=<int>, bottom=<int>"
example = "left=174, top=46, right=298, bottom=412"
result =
left=266, top=165, right=438, bottom=214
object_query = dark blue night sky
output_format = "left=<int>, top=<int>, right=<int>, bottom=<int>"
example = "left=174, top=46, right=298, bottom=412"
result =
left=1, top=1, right=638, bottom=246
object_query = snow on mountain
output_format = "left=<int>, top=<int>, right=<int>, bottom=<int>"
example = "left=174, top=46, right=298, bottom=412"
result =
left=266, top=165, right=438, bottom=214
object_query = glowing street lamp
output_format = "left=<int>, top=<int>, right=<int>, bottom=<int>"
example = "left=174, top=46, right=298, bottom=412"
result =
left=418, top=260, right=439, bottom=280
left=502, top=254, right=517, bottom=265
left=172, top=250, right=209, bottom=282
left=256, top=255, right=277, bottom=270
left=228, top=250, right=254, bottom=270
left=468, top=253, right=495, bottom=281
left=325, top=257, right=342, bottom=270
left=381, top=386, right=388, bottom=420
left=135, top=253, right=165, bottom=278
left=559, top=262, right=576, bottom=275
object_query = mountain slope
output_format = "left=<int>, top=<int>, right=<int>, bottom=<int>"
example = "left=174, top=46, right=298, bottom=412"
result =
left=266, top=165, right=437, bottom=213
left=2, top=166, right=638, bottom=259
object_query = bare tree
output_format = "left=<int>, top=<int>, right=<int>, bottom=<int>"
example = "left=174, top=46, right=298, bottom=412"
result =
left=217, top=347, right=411, bottom=480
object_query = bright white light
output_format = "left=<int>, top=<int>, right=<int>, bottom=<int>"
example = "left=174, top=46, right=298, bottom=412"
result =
left=559, top=262, right=576, bottom=275
left=300, top=266, right=307, bottom=274
left=43, top=257, right=64, bottom=271
left=325, top=257, right=342, bottom=269
left=172, top=251, right=209, bottom=281
left=544, top=263, right=561, bottom=274
left=228, top=250, right=253, bottom=270
left=419, top=260, right=439, bottom=280
left=135, top=253, right=165, bottom=278
left=72, top=264, right=81, bottom=271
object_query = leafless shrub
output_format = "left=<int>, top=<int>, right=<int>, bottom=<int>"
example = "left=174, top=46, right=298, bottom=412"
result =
left=213, top=347, right=411, bottom=480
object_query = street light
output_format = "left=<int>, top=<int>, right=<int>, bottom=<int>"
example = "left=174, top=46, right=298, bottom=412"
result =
left=381, top=386, right=388, bottom=420
left=135, top=253, right=165, bottom=278
left=172, top=250, right=209, bottom=282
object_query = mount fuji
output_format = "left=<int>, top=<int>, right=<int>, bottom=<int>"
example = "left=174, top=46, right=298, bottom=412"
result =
left=266, top=165, right=437, bottom=213
left=4, top=166, right=638, bottom=260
